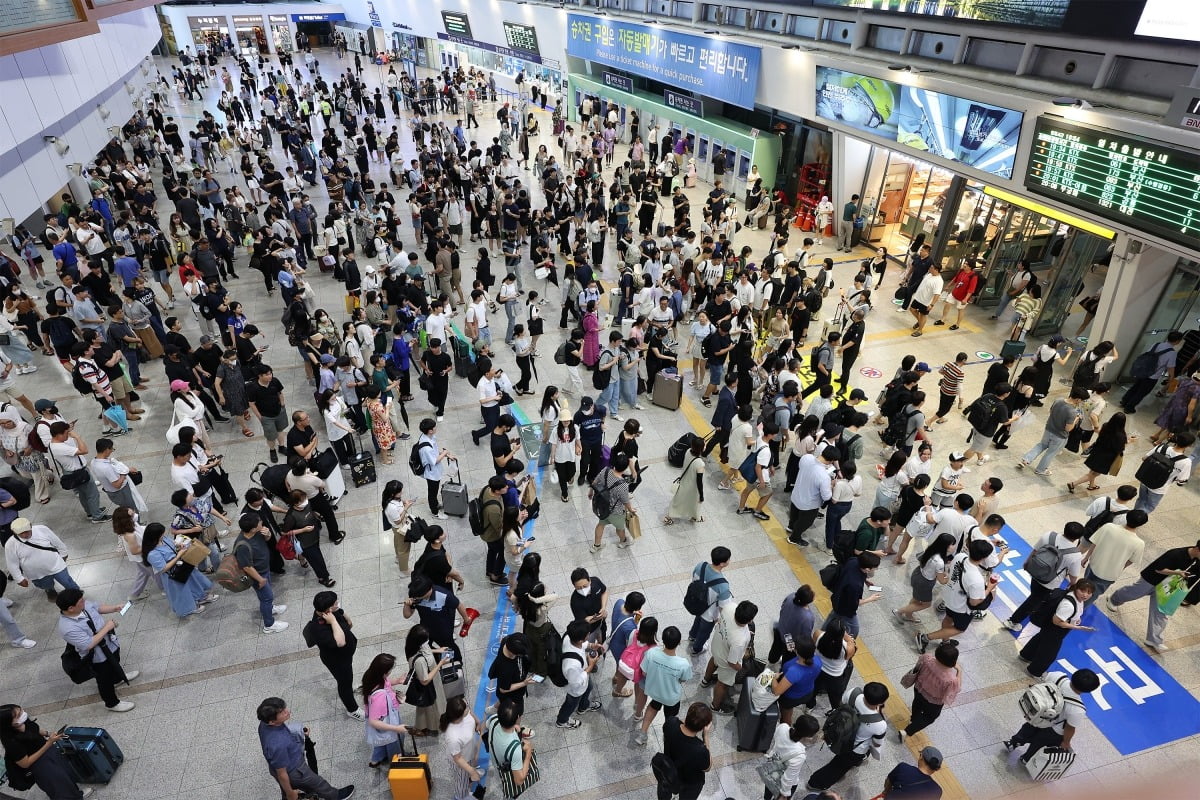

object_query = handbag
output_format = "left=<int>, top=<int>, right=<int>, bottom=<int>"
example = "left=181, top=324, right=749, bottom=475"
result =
left=180, top=539, right=212, bottom=566
left=61, top=643, right=95, bottom=684
left=626, top=510, right=642, bottom=539
left=1108, top=454, right=1123, bottom=476
left=1155, top=569, right=1198, bottom=616
left=404, top=654, right=437, bottom=708
left=364, top=688, right=402, bottom=746
left=276, top=532, right=298, bottom=560
left=489, top=717, right=540, bottom=798
left=755, top=753, right=787, bottom=795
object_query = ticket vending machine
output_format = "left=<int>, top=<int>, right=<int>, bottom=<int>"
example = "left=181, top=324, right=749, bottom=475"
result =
left=711, top=138, right=724, bottom=179
left=684, top=128, right=697, bottom=161
left=697, top=135, right=711, bottom=182
left=736, top=150, right=752, bottom=197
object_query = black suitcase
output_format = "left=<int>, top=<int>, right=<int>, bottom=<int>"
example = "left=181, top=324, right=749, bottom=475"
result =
left=349, top=451, right=376, bottom=486
left=57, top=726, right=123, bottom=783
left=735, top=676, right=779, bottom=752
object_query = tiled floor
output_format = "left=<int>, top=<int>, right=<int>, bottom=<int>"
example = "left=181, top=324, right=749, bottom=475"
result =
left=5, top=50, right=1200, bottom=800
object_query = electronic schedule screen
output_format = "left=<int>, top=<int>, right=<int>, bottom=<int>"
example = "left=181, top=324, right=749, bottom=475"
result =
left=441, top=11, right=473, bottom=39
left=1025, top=116, right=1200, bottom=250
left=503, top=21, right=540, bottom=54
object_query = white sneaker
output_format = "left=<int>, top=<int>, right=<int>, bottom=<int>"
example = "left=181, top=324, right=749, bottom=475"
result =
left=81, top=788, right=95, bottom=799
left=272, top=604, right=288, bottom=615
left=123, top=670, right=140, bottom=681
left=616, top=539, right=632, bottom=549
left=977, top=455, right=992, bottom=465
left=108, top=701, right=136, bottom=712
left=264, top=621, right=290, bottom=634
left=10, top=638, right=36, bottom=649
left=435, top=511, right=449, bottom=520
left=347, top=707, right=365, bottom=721
left=611, top=414, right=623, bottom=422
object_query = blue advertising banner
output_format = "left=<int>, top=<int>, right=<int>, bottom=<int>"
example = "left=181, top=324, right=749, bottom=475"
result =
left=990, top=524, right=1200, bottom=754
left=292, top=12, right=346, bottom=22
left=603, top=72, right=633, bottom=93
left=567, top=14, right=761, bottom=109
left=664, top=89, right=704, bottom=117
left=814, top=66, right=1023, bottom=178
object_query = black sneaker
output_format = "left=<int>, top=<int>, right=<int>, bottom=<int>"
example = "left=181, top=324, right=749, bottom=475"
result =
left=269, top=449, right=278, bottom=463
left=277, top=445, right=289, bottom=456
left=712, top=702, right=736, bottom=716
left=736, top=507, right=753, bottom=515
left=337, top=787, right=356, bottom=800
left=751, top=510, right=770, bottom=521
left=699, top=676, right=716, bottom=688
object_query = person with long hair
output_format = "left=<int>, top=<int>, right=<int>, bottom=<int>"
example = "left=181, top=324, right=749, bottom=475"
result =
left=517, top=584, right=558, bottom=676
left=283, top=489, right=335, bottom=587
left=550, top=415, right=580, bottom=501
left=0, top=703, right=94, bottom=799
left=317, top=387, right=356, bottom=465
left=360, top=652, right=408, bottom=768
left=539, top=386, right=561, bottom=482
left=892, top=532, right=955, bottom=622
left=362, top=384, right=397, bottom=464
left=664, top=436, right=705, bottom=525
left=383, top=479, right=416, bottom=574
left=1068, top=411, right=1135, bottom=492
left=144, top=521, right=217, bottom=618
left=615, top=616, right=658, bottom=712
left=812, top=617, right=857, bottom=710
left=502, top=505, right=531, bottom=601
left=405, top=624, right=449, bottom=737
left=439, top=695, right=483, bottom=800
left=170, top=378, right=210, bottom=447
left=113, top=506, right=159, bottom=602
left=874, top=449, right=909, bottom=511
left=885, top=473, right=931, bottom=563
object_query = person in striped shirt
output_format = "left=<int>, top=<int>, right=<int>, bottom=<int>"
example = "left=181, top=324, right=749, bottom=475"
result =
left=926, top=353, right=968, bottom=429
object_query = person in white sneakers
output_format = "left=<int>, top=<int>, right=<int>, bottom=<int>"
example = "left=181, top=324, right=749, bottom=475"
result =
left=0, top=574, right=35, bottom=649
left=55, top=588, right=139, bottom=712
left=234, top=514, right=288, bottom=633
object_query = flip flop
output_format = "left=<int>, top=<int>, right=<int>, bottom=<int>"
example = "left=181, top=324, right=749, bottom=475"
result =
left=242, top=429, right=256, bottom=438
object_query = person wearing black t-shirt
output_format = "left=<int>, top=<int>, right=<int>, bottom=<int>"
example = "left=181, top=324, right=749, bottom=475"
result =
left=420, top=338, right=453, bottom=419
left=242, top=488, right=286, bottom=575
left=490, top=414, right=521, bottom=476
left=487, top=633, right=532, bottom=716
left=247, top=365, right=290, bottom=462
left=0, top=705, right=93, bottom=800
left=569, top=568, right=609, bottom=644
left=659, top=703, right=712, bottom=800
left=412, top=524, right=464, bottom=591
left=301, top=590, right=360, bottom=718
left=1108, top=541, right=1200, bottom=650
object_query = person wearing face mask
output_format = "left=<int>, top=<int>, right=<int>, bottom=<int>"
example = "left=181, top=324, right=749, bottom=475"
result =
left=0, top=704, right=95, bottom=798
left=569, top=566, right=610, bottom=646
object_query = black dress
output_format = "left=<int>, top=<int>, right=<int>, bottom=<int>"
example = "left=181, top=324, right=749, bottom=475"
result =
left=5, top=720, right=84, bottom=800
left=1083, top=427, right=1125, bottom=475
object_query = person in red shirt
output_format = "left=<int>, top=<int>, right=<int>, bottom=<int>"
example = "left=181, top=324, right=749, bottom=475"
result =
left=934, top=260, right=982, bottom=330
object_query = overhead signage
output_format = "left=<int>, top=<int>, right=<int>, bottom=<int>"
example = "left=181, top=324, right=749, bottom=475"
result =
left=366, top=1, right=383, bottom=29
left=813, top=0, right=1069, bottom=29
left=567, top=14, right=761, bottom=110
left=232, top=16, right=262, bottom=24
left=1024, top=116, right=1200, bottom=251
left=189, top=16, right=222, bottom=26
left=441, top=11, right=473, bottom=39
left=292, top=13, right=346, bottom=22
left=436, top=33, right=546, bottom=65
left=992, top=525, right=1200, bottom=754
left=814, top=66, right=1024, bottom=178
left=603, top=72, right=632, bottom=93
left=664, top=89, right=703, bottom=117
left=1135, top=0, right=1200, bottom=42
left=268, top=15, right=288, bottom=24
left=502, top=21, right=540, bottom=55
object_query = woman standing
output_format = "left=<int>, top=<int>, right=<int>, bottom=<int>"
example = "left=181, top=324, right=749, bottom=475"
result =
left=405, top=624, right=448, bottom=737
left=0, top=704, right=94, bottom=800
left=1028, top=335, right=1073, bottom=405
left=1068, top=412, right=1134, bottom=493
left=824, top=462, right=861, bottom=550
left=502, top=506, right=531, bottom=600
left=362, top=384, right=397, bottom=464
left=581, top=300, right=600, bottom=367
left=113, top=507, right=159, bottom=603
left=770, top=640, right=822, bottom=722
left=440, top=696, right=483, bottom=800
left=215, top=348, right=255, bottom=438
left=551, top=417, right=580, bottom=501
left=892, top=532, right=955, bottom=623
left=538, top=387, right=560, bottom=482
left=868, top=246, right=889, bottom=287
left=144, top=522, right=218, bottom=618
left=664, top=437, right=705, bottom=525
left=0, top=406, right=48, bottom=504
left=993, top=367, right=1036, bottom=449
left=171, top=379, right=211, bottom=447
left=361, top=653, right=409, bottom=768
left=812, top=618, right=856, bottom=710
left=874, top=450, right=909, bottom=512
left=898, top=640, right=963, bottom=739
left=318, top=388, right=357, bottom=466
left=687, top=310, right=714, bottom=389
left=512, top=324, right=535, bottom=396
left=283, top=490, right=335, bottom=588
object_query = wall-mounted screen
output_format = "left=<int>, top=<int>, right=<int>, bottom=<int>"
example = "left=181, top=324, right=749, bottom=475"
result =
left=502, top=21, right=540, bottom=54
left=441, top=11, right=472, bottom=39
left=812, top=0, right=1069, bottom=29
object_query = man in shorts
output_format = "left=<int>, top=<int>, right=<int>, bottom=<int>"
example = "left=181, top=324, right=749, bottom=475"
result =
left=635, top=625, right=693, bottom=745
left=907, top=264, right=943, bottom=337
left=699, top=600, right=757, bottom=714
left=248, top=364, right=290, bottom=463
left=916, top=539, right=996, bottom=652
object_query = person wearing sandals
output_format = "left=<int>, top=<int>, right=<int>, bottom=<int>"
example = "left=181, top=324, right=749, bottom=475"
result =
left=144, top=522, right=218, bottom=618
left=440, top=696, right=483, bottom=800
left=892, top=533, right=955, bottom=624
left=214, top=348, right=255, bottom=438
left=405, top=624, right=449, bottom=738
left=361, top=652, right=408, bottom=768
left=1067, top=412, right=1135, bottom=493
left=665, top=437, right=705, bottom=525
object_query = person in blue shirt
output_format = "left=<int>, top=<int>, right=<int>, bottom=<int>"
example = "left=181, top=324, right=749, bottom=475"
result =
left=112, top=247, right=142, bottom=288
left=771, top=639, right=823, bottom=723
left=51, top=234, right=80, bottom=281
left=687, top=546, right=733, bottom=655
left=882, top=745, right=944, bottom=799
left=256, top=697, right=355, bottom=800
left=608, top=590, right=645, bottom=698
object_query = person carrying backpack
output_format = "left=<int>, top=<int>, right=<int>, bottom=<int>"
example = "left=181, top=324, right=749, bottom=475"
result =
left=1120, top=330, right=1181, bottom=413
left=961, top=384, right=1014, bottom=467
left=1018, top=580, right=1097, bottom=677
left=1003, top=669, right=1100, bottom=764
left=806, top=682, right=889, bottom=791
left=554, top=619, right=602, bottom=729
left=684, top=547, right=733, bottom=655
left=1002, top=522, right=1087, bottom=634
left=652, top=702, right=712, bottom=800
left=1133, top=431, right=1193, bottom=515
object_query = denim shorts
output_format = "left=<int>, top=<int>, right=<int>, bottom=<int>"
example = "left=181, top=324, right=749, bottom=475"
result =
left=708, top=362, right=725, bottom=386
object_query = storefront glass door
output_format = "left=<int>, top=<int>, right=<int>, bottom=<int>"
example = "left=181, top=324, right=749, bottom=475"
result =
left=1123, top=261, right=1200, bottom=378
left=858, top=149, right=954, bottom=256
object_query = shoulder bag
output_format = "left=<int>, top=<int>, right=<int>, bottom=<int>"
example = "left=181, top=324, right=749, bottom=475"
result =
left=59, top=453, right=91, bottom=491
left=404, top=653, right=437, bottom=708
left=488, top=717, right=540, bottom=798
left=364, top=687, right=402, bottom=746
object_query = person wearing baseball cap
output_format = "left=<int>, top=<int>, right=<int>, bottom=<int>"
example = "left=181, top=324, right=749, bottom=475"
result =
left=882, top=745, right=944, bottom=797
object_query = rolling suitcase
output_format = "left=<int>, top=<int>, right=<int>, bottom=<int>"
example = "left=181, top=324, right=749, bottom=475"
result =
left=349, top=451, right=376, bottom=486
left=389, top=735, right=431, bottom=800
left=1000, top=339, right=1026, bottom=359
left=1024, top=747, right=1075, bottom=782
left=452, top=336, right=472, bottom=378
left=734, top=675, right=778, bottom=752
left=440, top=459, right=469, bottom=517
left=57, top=726, right=124, bottom=783
left=651, top=372, right=683, bottom=410
left=440, top=658, right=467, bottom=700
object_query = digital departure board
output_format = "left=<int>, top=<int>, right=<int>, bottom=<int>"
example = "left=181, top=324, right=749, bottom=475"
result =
left=503, top=21, right=540, bottom=55
left=441, top=11, right=473, bottom=39
left=1025, top=116, right=1200, bottom=250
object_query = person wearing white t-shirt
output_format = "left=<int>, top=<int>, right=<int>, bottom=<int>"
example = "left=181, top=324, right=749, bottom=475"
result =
left=1017, top=579, right=1096, bottom=677
left=1134, top=432, right=1193, bottom=515
left=424, top=301, right=449, bottom=346
left=736, top=425, right=778, bottom=521
left=916, top=539, right=995, bottom=652
left=806, top=682, right=889, bottom=791
left=471, top=365, right=502, bottom=445
left=465, top=290, right=490, bottom=347
left=1003, top=669, right=1100, bottom=763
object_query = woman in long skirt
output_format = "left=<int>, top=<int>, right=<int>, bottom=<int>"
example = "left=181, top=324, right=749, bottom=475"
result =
left=664, top=438, right=705, bottom=524
left=144, top=522, right=217, bottom=618
left=440, top=696, right=482, bottom=800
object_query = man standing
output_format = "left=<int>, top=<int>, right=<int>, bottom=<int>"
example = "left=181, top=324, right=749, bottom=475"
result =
left=248, top=365, right=290, bottom=463
left=1133, top=432, right=1193, bottom=515
left=636, top=625, right=693, bottom=746
left=1121, top=331, right=1182, bottom=413
left=574, top=396, right=607, bottom=486
left=657, top=703, right=712, bottom=800
left=837, top=194, right=859, bottom=253
left=415, top=418, right=452, bottom=519
left=788, top=446, right=838, bottom=546
left=699, top=599, right=757, bottom=715
left=56, top=588, right=139, bottom=712
left=4, top=518, right=79, bottom=601
left=403, top=575, right=471, bottom=662
left=89, top=438, right=144, bottom=512
left=1018, top=388, right=1087, bottom=476
left=419, top=338, right=452, bottom=420
left=686, top=547, right=733, bottom=655
left=47, top=422, right=110, bottom=523
left=908, top=265, right=943, bottom=337
left=555, top=619, right=603, bottom=729
left=301, top=591, right=362, bottom=719
left=736, top=421, right=778, bottom=521
left=703, top=373, right=737, bottom=465
left=256, top=697, right=355, bottom=800
left=1002, top=669, right=1099, bottom=764
left=1106, top=540, right=1200, bottom=653
left=477, top=476, right=507, bottom=586
left=235, top=514, right=289, bottom=634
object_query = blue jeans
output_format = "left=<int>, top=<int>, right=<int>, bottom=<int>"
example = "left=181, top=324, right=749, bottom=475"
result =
left=1135, top=484, right=1164, bottom=515
left=1083, top=568, right=1115, bottom=606
left=254, top=575, right=276, bottom=627
left=688, top=616, right=716, bottom=654
left=370, top=736, right=403, bottom=766
left=1023, top=432, right=1067, bottom=472
left=619, top=377, right=638, bottom=408
left=31, top=568, right=80, bottom=593
left=556, top=678, right=594, bottom=724
left=826, top=611, right=860, bottom=639
left=994, top=290, right=1016, bottom=320
left=598, top=380, right=619, bottom=415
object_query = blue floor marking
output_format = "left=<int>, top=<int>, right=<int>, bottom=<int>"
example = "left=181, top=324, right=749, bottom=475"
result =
left=992, top=524, right=1200, bottom=754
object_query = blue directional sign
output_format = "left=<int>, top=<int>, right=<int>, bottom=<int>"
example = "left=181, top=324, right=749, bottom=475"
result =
left=567, top=14, right=761, bottom=109
left=992, top=524, right=1200, bottom=754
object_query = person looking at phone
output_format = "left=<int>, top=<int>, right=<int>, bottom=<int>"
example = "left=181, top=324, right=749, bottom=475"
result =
left=916, top=539, right=996, bottom=654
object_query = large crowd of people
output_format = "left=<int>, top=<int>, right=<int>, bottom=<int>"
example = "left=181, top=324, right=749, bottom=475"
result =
left=0, top=40, right=1195, bottom=800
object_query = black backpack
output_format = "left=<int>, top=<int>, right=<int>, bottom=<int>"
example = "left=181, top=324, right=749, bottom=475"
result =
left=592, top=350, right=614, bottom=390
left=819, top=561, right=841, bottom=591
left=831, top=528, right=858, bottom=564
left=682, top=571, right=728, bottom=616
left=467, top=496, right=499, bottom=537
left=1030, top=588, right=1076, bottom=628
left=805, top=288, right=823, bottom=313
left=1072, top=351, right=1102, bottom=388
left=651, top=751, right=682, bottom=794
left=0, top=476, right=31, bottom=512
left=1083, top=497, right=1127, bottom=537
left=882, top=409, right=918, bottom=447
left=1134, top=444, right=1185, bottom=490
left=547, top=642, right=582, bottom=687
left=70, top=364, right=94, bottom=396
left=408, top=441, right=431, bottom=476
left=966, top=394, right=1004, bottom=436
left=667, top=432, right=699, bottom=468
